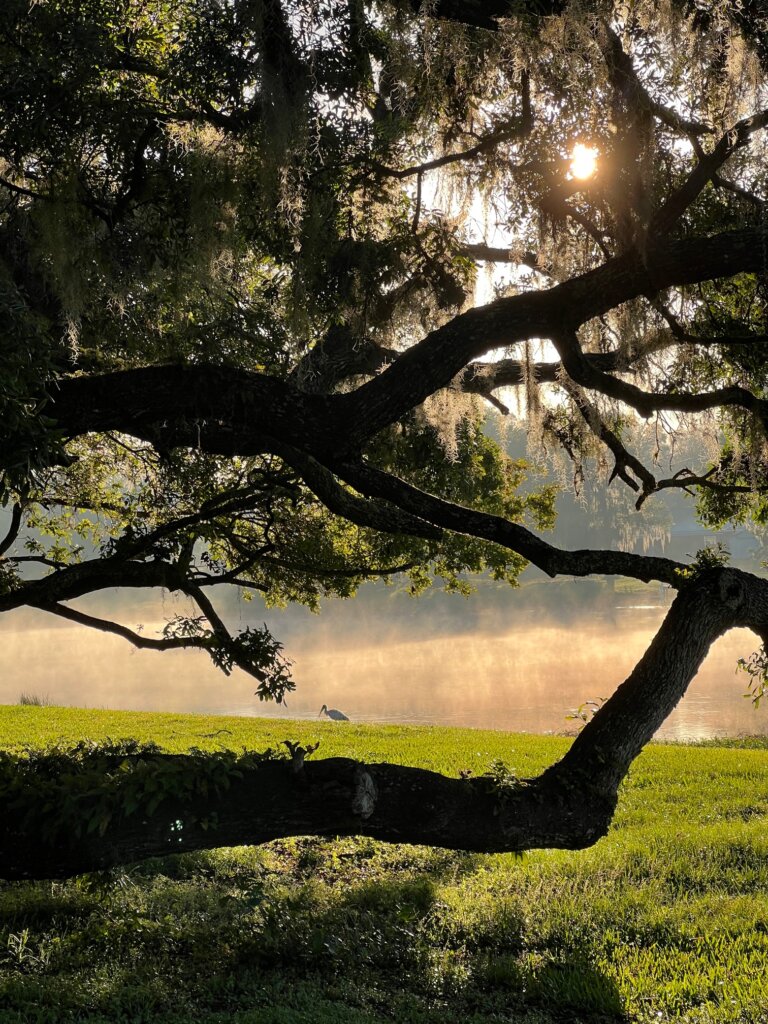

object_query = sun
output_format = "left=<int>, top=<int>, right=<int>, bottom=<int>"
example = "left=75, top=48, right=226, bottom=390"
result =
left=570, top=143, right=599, bottom=180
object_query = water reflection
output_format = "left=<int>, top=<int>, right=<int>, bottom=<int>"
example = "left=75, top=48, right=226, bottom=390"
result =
left=0, top=581, right=763, bottom=741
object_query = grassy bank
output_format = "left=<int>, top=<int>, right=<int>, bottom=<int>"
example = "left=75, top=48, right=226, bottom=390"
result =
left=1, top=706, right=768, bottom=1023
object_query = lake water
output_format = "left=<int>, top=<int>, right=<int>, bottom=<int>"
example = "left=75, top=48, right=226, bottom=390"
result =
left=0, top=577, right=764, bottom=740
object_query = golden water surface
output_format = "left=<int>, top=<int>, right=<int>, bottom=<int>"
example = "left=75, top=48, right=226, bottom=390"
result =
left=0, top=586, right=762, bottom=740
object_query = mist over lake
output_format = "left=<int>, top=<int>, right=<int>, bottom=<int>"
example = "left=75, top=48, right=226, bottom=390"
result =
left=0, top=573, right=763, bottom=741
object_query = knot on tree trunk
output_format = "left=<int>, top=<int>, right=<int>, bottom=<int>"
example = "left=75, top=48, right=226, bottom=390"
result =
left=716, top=567, right=747, bottom=613
left=352, top=766, right=377, bottom=819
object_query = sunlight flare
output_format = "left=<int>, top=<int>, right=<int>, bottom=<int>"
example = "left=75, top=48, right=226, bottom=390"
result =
left=570, top=142, right=599, bottom=179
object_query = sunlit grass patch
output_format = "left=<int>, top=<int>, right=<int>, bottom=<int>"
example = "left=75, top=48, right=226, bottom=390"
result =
left=0, top=703, right=571, bottom=773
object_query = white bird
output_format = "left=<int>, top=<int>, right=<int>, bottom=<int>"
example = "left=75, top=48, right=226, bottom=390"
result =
left=319, top=703, right=349, bottom=721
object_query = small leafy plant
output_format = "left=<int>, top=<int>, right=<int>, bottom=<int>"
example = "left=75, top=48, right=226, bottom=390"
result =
left=737, top=645, right=768, bottom=708
left=566, top=698, right=607, bottom=724
left=675, top=543, right=731, bottom=584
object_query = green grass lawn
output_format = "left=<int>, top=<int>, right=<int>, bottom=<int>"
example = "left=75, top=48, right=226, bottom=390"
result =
left=1, top=705, right=768, bottom=1024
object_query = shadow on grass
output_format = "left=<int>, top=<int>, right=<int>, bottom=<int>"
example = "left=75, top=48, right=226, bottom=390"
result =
left=0, top=840, right=627, bottom=1023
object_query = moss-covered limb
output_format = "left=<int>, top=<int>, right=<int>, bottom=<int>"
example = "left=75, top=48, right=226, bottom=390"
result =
left=338, top=227, right=768, bottom=444
left=21, top=229, right=768, bottom=469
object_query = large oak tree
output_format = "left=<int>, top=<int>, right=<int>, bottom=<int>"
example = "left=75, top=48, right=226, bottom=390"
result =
left=2, top=0, right=768, bottom=879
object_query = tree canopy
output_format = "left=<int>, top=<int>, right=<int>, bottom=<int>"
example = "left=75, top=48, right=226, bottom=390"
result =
left=2, top=0, right=768, bottom=878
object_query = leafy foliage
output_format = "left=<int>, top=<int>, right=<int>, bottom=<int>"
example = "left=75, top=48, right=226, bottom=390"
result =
left=1, top=739, right=287, bottom=845
left=0, top=0, right=766, bottom=702
left=737, top=645, right=768, bottom=708
left=673, top=543, right=731, bottom=585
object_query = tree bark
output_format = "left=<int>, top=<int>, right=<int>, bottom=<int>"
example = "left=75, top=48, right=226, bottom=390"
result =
left=551, top=568, right=768, bottom=791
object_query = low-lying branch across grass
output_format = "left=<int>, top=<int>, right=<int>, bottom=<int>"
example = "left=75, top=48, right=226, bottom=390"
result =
left=1, top=705, right=767, bottom=1023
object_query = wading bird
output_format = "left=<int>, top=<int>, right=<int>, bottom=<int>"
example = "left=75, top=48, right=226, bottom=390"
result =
left=319, top=704, right=349, bottom=721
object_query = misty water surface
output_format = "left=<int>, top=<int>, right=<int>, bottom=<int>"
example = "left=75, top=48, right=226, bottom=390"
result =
left=0, top=576, right=763, bottom=740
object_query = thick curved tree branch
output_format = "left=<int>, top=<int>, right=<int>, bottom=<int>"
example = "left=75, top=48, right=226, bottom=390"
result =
left=5, top=566, right=765, bottom=881
left=1, top=748, right=610, bottom=880
left=341, top=226, right=768, bottom=439
left=39, top=366, right=341, bottom=457
left=289, top=327, right=628, bottom=401
left=15, top=226, right=764, bottom=468
left=554, top=568, right=768, bottom=791
left=288, top=327, right=629, bottom=406
left=0, top=558, right=186, bottom=615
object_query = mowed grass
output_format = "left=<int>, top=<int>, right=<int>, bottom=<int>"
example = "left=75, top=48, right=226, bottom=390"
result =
left=2, top=707, right=768, bottom=1023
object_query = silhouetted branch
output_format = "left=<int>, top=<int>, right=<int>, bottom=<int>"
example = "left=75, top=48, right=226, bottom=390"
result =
left=33, top=602, right=211, bottom=653
left=0, top=502, right=22, bottom=557
left=336, top=459, right=684, bottom=585
left=370, top=123, right=528, bottom=181
left=552, top=328, right=768, bottom=425
left=560, top=380, right=658, bottom=499
left=651, top=108, right=768, bottom=234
